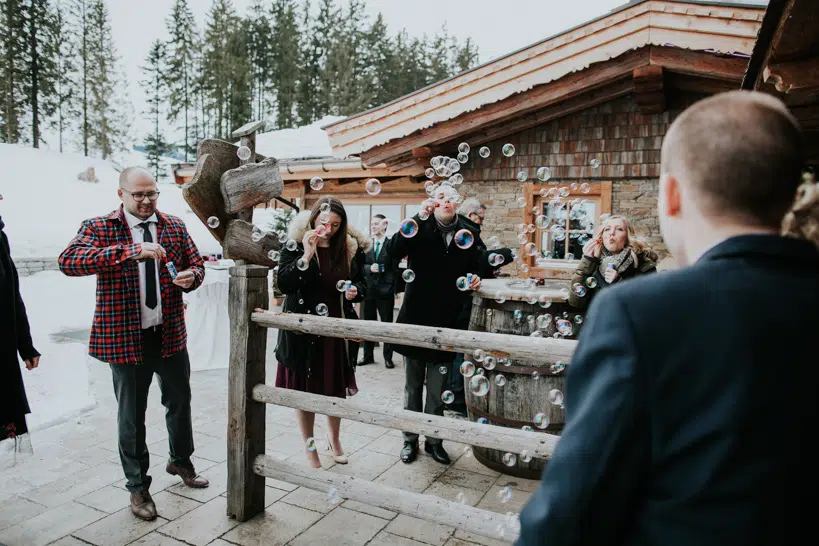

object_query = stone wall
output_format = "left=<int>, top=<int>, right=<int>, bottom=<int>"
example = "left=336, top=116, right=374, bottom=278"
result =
left=13, top=256, right=60, bottom=277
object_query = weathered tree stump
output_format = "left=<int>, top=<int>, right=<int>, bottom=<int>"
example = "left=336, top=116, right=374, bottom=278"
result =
left=197, top=138, right=267, bottom=173
left=223, top=219, right=281, bottom=268
left=183, top=154, right=235, bottom=243
left=221, top=157, right=284, bottom=214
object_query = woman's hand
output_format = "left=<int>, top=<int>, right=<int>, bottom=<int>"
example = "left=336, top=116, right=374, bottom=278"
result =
left=469, top=275, right=482, bottom=291
left=302, top=229, right=318, bottom=260
left=583, top=239, right=602, bottom=258
left=345, top=286, right=358, bottom=300
left=604, top=268, right=618, bottom=284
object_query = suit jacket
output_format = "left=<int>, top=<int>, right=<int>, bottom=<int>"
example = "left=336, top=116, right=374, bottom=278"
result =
left=516, top=234, right=819, bottom=546
left=363, top=235, right=396, bottom=300
left=58, top=206, right=205, bottom=365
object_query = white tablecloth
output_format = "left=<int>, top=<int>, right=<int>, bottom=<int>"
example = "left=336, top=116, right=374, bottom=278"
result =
left=184, top=265, right=231, bottom=371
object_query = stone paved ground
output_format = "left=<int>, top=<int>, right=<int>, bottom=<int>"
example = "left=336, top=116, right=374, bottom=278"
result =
left=0, top=331, right=536, bottom=546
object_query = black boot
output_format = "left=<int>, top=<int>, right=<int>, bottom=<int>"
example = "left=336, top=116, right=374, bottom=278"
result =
left=424, top=442, right=451, bottom=465
left=384, top=359, right=395, bottom=369
left=358, top=356, right=375, bottom=366
left=400, top=441, right=418, bottom=463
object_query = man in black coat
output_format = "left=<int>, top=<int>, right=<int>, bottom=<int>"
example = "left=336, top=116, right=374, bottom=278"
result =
left=386, top=185, right=482, bottom=465
left=359, top=214, right=396, bottom=369
left=516, top=91, right=819, bottom=546
left=1, top=215, right=40, bottom=447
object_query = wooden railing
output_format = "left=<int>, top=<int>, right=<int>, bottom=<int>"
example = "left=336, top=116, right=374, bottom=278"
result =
left=227, top=265, right=576, bottom=542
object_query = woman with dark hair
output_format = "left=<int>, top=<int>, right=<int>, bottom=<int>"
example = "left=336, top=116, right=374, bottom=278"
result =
left=274, top=197, right=370, bottom=468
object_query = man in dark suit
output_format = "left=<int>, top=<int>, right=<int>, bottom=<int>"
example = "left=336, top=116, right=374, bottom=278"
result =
left=359, top=214, right=396, bottom=369
left=516, top=91, right=819, bottom=546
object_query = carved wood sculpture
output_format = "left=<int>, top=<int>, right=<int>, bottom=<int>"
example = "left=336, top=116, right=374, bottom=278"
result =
left=223, top=219, right=281, bottom=268
left=221, top=157, right=284, bottom=214
left=183, top=154, right=235, bottom=243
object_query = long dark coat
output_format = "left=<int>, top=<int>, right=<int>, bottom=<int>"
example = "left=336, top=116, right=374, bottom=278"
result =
left=386, top=214, right=482, bottom=362
left=274, top=212, right=370, bottom=378
left=567, top=247, right=658, bottom=309
left=362, top=235, right=396, bottom=300
left=1, top=216, right=39, bottom=439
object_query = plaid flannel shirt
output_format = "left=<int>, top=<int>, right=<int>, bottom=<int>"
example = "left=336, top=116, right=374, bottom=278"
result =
left=58, top=206, right=205, bottom=365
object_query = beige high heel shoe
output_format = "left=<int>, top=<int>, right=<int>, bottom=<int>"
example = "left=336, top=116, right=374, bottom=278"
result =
left=326, top=435, right=348, bottom=464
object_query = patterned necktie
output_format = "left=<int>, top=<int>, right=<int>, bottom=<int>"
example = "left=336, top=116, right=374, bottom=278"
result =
left=139, top=222, right=158, bottom=309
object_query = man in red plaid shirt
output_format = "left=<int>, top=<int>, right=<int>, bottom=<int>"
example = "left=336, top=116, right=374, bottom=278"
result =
left=59, top=167, right=207, bottom=521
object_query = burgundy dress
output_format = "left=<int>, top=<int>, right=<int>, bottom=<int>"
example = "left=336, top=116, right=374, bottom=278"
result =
left=275, top=247, right=358, bottom=398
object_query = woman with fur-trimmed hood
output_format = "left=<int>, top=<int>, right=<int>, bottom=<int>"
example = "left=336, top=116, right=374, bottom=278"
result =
left=274, top=197, right=370, bottom=469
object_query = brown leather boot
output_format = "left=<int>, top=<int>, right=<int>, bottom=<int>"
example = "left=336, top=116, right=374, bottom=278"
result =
left=130, top=490, right=157, bottom=521
left=166, top=461, right=209, bottom=488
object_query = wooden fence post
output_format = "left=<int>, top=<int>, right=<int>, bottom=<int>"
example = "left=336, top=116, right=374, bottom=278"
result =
left=227, top=264, right=269, bottom=521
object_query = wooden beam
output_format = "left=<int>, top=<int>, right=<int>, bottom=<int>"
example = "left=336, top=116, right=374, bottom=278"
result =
left=741, top=0, right=794, bottom=90
left=253, top=386, right=558, bottom=459
left=223, top=220, right=281, bottom=268
left=663, top=73, right=739, bottom=95
left=221, top=157, right=285, bottom=214
left=183, top=154, right=235, bottom=243
left=227, top=265, right=268, bottom=521
left=633, top=65, right=665, bottom=114
left=253, top=456, right=519, bottom=542
left=197, top=138, right=267, bottom=173
left=231, top=120, right=267, bottom=139
left=763, top=56, right=819, bottom=91
left=360, top=49, right=651, bottom=166
left=251, top=311, right=576, bottom=364
left=649, top=46, right=748, bottom=82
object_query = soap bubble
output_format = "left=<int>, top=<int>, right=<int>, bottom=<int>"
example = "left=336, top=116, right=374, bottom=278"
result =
left=520, top=450, right=533, bottom=463
left=533, top=413, right=550, bottom=429
left=336, top=280, right=347, bottom=292
left=488, top=253, right=504, bottom=267
left=456, top=492, right=467, bottom=504
left=457, top=152, right=469, bottom=163
left=548, top=389, right=564, bottom=406
left=365, top=178, right=382, bottom=196
left=456, top=276, right=470, bottom=291
left=486, top=235, right=500, bottom=248
left=402, top=269, right=415, bottom=283
left=484, top=356, right=497, bottom=370
left=502, top=143, right=515, bottom=157
left=590, top=158, right=600, bottom=169
left=535, top=215, right=549, bottom=229
left=470, top=375, right=490, bottom=396
left=268, top=250, right=280, bottom=261
left=316, top=303, right=328, bottom=316
left=327, top=488, right=341, bottom=505
left=319, top=202, right=330, bottom=213
left=538, top=295, right=552, bottom=308
left=460, top=360, right=475, bottom=377
left=494, top=374, right=507, bottom=386
left=448, top=159, right=461, bottom=173
left=516, top=171, right=528, bottom=182
left=521, top=425, right=534, bottom=432
left=207, top=216, right=220, bottom=228
left=556, top=318, right=573, bottom=336
left=585, top=277, right=598, bottom=288
left=237, top=146, right=251, bottom=161
left=531, top=371, right=540, bottom=379
left=580, top=182, right=591, bottom=193
left=573, top=284, right=586, bottom=297
left=399, top=219, right=419, bottom=238
left=527, top=223, right=537, bottom=234
left=449, top=174, right=464, bottom=185
left=574, top=315, right=584, bottom=325
left=558, top=287, right=570, bottom=300
left=454, top=229, right=474, bottom=249
left=296, top=258, right=309, bottom=271
left=251, top=228, right=264, bottom=242
left=439, top=366, right=449, bottom=375
left=286, top=239, right=298, bottom=251
left=495, top=293, right=506, bottom=304
left=425, top=168, right=435, bottom=179
left=570, top=182, right=579, bottom=191
left=516, top=197, right=527, bottom=207
left=559, top=186, right=571, bottom=198
left=517, top=233, right=529, bottom=244
left=502, top=453, right=517, bottom=467
left=306, top=437, right=317, bottom=451
left=498, top=486, right=513, bottom=502
left=536, top=314, right=551, bottom=328
left=550, top=361, right=566, bottom=374
left=523, top=242, right=537, bottom=257
left=513, top=310, right=523, bottom=323
left=442, top=390, right=454, bottom=404
left=537, top=166, right=552, bottom=181
left=478, top=146, right=491, bottom=158
left=477, top=417, right=489, bottom=425
left=310, top=176, right=324, bottom=191
left=315, top=224, right=328, bottom=237
left=458, top=142, right=470, bottom=154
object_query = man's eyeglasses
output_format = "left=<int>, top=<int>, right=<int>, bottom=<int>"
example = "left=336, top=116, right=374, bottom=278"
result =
left=469, top=212, right=485, bottom=224
left=122, top=189, right=160, bottom=202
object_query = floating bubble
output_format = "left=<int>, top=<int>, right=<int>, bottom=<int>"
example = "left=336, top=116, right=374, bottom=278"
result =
left=532, top=371, right=540, bottom=379
left=537, top=166, right=552, bottom=181
left=310, top=176, right=324, bottom=191
left=559, top=186, right=571, bottom=198
left=556, top=318, right=573, bottom=336
left=456, top=491, right=467, bottom=504
left=365, top=178, right=382, bottom=196
left=516, top=233, right=529, bottom=244
left=442, top=390, right=454, bottom=404
left=424, top=181, right=436, bottom=193
left=449, top=174, right=464, bottom=185
left=236, top=146, right=252, bottom=161
left=590, top=158, right=600, bottom=169
left=574, top=315, right=584, bottom=325
left=495, top=293, right=506, bottom=304
left=530, top=331, right=543, bottom=338
left=513, top=310, right=523, bottom=322
left=399, top=219, right=419, bottom=238
left=454, top=229, right=474, bottom=249
left=526, top=223, right=536, bottom=234
left=566, top=252, right=575, bottom=261
left=402, top=269, right=416, bottom=283
left=486, top=309, right=493, bottom=317
left=457, top=152, right=469, bottom=163
left=458, top=142, right=470, bottom=154
left=470, top=375, right=490, bottom=397
left=520, top=450, right=533, bottom=463
left=285, top=239, right=298, bottom=251
left=515, top=197, right=527, bottom=208
left=499, top=357, right=510, bottom=367
left=550, top=361, right=566, bottom=374
left=488, top=253, right=504, bottom=267
left=502, top=143, right=515, bottom=157
left=538, top=295, right=552, bottom=308
left=449, top=159, right=461, bottom=173
left=551, top=225, right=566, bottom=242
left=486, top=235, right=500, bottom=248
left=425, top=167, right=435, bottom=179
left=498, top=485, right=513, bottom=503
left=484, top=356, right=497, bottom=370
left=516, top=171, right=528, bottom=182
left=478, top=146, right=490, bottom=158
left=251, top=228, right=264, bottom=242
left=207, top=216, right=220, bottom=228
left=476, top=368, right=485, bottom=376
left=473, top=349, right=486, bottom=362
left=580, top=182, right=591, bottom=193
left=494, top=374, right=507, bottom=386
left=523, top=242, right=537, bottom=257
left=456, top=276, right=470, bottom=291
left=533, top=413, right=550, bottom=429
left=296, top=258, right=309, bottom=271
left=315, top=224, right=328, bottom=237
left=316, top=303, right=329, bottom=316
left=570, top=182, right=579, bottom=191
left=585, top=276, right=598, bottom=289
left=431, top=156, right=443, bottom=168
left=439, top=365, right=449, bottom=376
left=268, top=250, right=280, bottom=261
left=573, top=284, right=586, bottom=297
left=460, top=360, right=476, bottom=377
left=558, top=287, right=570, bottom=300
left=477, top=417, right=489, bottom=425
left=319, top=202, right=330, bottom=213
left=306, top=437, right=317, bottom=451
left=327, top=487, right=341, bottom=505
left=525, top=293, right=538, bottom=305
left=548, top=389, right=564, bottom=406
left=535, top=314, right=551, bottom=329
left=535, top=215, right=549, bottom=229
left=336, top=280, right=348, bottom=292
left=502, top=453, right=517, bottom=467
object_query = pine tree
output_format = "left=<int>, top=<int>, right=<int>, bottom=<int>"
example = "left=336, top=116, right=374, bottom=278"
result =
left=453, top=37, right=479, bottom=74
left=202, top=0, right=235, bottom=138
left=142, top=40, right=170, bottom=180
left=426, top=25, right=453, bottom=85
left=270, top=0, right=300, bottom=128
left=1, top=0, right=28, bottom=143
left=165, top=0, right=199, bottom=160
left=296, top=0, right=335, bottom=124
left=325, top=0, right=369, bottom=116
left=67, top=0, right=91, bottom=155
left=246, top=0, right=273, bottom=122
left=226, top=24, right=251, bottom=135
left=51, top=0, right=78, bottom=152
left=361, top=13, right=392, bottom=109
left=24, top=0, right=60, bottom=148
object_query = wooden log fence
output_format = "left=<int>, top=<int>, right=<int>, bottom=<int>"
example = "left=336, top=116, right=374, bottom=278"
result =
left=228, top=264, right=576, bottom=541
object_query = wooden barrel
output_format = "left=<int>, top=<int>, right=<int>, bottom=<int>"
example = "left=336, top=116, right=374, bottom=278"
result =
left=464, top=278, right=583, bottom=479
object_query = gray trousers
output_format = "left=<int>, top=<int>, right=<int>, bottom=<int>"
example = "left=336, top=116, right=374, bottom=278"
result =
left=403, top=357, right=446, bottom=445
left=109, top=327, right=194, bottom=493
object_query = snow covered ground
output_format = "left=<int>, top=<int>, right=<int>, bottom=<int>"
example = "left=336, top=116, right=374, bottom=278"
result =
left=253, top=115, right=345, bottom=159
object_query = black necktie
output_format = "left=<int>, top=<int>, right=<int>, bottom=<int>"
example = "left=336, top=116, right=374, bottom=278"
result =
left=139, top=222, right=158, bottom=309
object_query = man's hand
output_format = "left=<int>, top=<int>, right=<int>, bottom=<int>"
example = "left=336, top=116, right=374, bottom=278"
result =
left=345, top=286, right=358, bottom=300
left=131, top=242, right=166, bottom=262
left=370, top=263, right=379, bottom=273
left=469, top=275, right=482, bottom=291
left=173, top=270, right=195, bottom=289
left=24, top=356, right=40, bottom=370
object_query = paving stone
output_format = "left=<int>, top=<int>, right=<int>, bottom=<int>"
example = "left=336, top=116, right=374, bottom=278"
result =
left=265, top=432, right=315, bottom=456
left=280, top=486, right=338, bottom=514
left=0, top=495, right=47, bottom=532
left=368, top=530, right=429, bottom=546
left=374, top=457, right=448, bottom=494
left=385, top=514, right=455, bottom=546
left=289, top=506, right=387, bottom=546
left=452, top=529, right=513, bottom=546
left=264, top=485, right=288, bottom=507
left=193, top=439, right=227, bottom=463
left=0, top=476, right=33, bottom=503
left=220, top=501, right=323, bottom=546
left=451, top=453, right=501, bottom=478
left=493, top=475, right=541, bottom=493
left=150, top=490, right=203, bottom=520
left=127, top=531, right=191, bottom=545
left=46, top=536, right=91, bottom=546
left=265, top=476, right=298, bottom=492
left=14, top=456, right=90, bottom=488
left=73, top=507, right=168, bottom=545
left=20, top=461, right=123, bottom=508
left=0, top=500, right=105, bottom=546
left=70, top=444, right=120, bottom=467
left=436, top=468, right=497, bottom=493
left=423, top=482, right=485, bottom=507
left=328, top=449, right=397, bottom=481
left=166, top=461, right=227, bottom=502
left=364, top=433, right=404, bottom=456
left=76, top=485, right=132, bottom=514
left=156, top=496, right=239, bottom=546
left=341, top=499, right=397, bottom=521
left=475, top=485, right=531, bottom=515
left=283, top=450, right=337, bottom=470
left=345, top=421, right=390, bottom=438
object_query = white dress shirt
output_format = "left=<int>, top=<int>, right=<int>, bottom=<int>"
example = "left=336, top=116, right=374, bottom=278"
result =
left=124, top=210, right=163, bottom=329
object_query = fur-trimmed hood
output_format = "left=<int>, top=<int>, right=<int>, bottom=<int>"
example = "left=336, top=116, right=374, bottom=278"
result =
left=287, top=210, right=372, bottom=261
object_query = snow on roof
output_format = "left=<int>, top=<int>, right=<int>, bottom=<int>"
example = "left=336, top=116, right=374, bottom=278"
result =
left=0, top=143, right=222, bottom=258
left=251, top=115, right=346, bottom=160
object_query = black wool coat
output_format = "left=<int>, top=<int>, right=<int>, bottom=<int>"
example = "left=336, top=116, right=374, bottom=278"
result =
left=0, top=216, right=39, bottom=435
left=274, top=212, right=370, bottom=378
left=386, top=214, right=482, bottom=362
left=362, top=235, right=396, bottom=300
